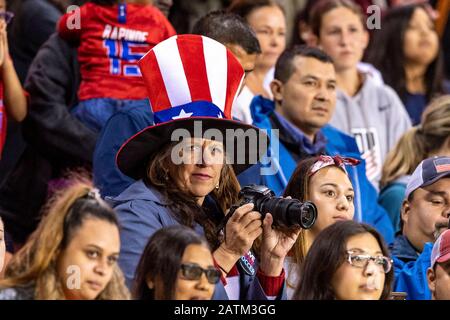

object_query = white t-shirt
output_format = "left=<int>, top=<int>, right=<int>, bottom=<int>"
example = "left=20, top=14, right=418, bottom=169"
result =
left=232, top=68, right=275, bottom=124
left=232, top=85, right=255, bottom=124
left=284, top=256, right=300, bottom=300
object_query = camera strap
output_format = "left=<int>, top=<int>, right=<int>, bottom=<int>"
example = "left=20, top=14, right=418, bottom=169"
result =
left=216, top=204, right=239, bottom=235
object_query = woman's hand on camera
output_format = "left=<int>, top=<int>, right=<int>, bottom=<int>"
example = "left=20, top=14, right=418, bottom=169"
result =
left=259, top=213, right=301, bottom=277
left=213, top=203, right=262, bottom=274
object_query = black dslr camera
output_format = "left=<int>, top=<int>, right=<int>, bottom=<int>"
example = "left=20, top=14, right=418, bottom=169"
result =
left=221, top=185, right=317, bottom=230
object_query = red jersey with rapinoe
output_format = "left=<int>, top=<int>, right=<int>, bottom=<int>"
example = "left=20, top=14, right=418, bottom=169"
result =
left=58, top=3, right=176, bottom=101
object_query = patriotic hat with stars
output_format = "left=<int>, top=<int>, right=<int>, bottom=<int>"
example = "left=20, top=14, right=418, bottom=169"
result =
left=116, top=34, right=268, bottom=179
left=405, top=156, right=450, bottom=199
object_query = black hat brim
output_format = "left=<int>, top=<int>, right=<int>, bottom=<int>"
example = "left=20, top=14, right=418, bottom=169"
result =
left=116, top=117, right=269, bottom=180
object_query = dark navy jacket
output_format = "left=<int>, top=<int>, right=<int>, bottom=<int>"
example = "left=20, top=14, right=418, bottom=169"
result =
left=93, top=104, right=153, bottom=198
left=108, top=180, right=285, bottom=300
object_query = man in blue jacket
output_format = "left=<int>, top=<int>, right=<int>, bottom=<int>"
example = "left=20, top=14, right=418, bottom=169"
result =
left=238, top=46, right=394, bottom=244
left=391, top=156, right=450, bottom=299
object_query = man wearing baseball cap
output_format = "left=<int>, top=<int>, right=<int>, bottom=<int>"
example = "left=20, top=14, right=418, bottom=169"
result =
left=427, top=229, right=450, bottom=300
left=392, top=156, right=450, bottom=299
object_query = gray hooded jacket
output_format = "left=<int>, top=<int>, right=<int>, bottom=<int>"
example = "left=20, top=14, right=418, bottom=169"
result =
left=330, top=75, right=412, bottom=190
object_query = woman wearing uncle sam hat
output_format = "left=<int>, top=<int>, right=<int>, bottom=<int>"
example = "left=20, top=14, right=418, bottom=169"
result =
left=109, top=34, right=300, bottom=300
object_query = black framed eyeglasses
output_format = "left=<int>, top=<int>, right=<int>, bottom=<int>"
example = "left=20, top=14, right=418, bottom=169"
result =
left=0, top=11, right=14, bottom=24
left=180, top=263, right=221, bottom=284
left=346, top=250, right=393, bottom=273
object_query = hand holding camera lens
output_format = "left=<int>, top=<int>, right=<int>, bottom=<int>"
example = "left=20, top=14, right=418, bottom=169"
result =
left=259, top=212, right=302, bottom=276
left=221, top=185, right=318, bottom=230
left=222, top=202, right=263, bottom=257
left=215, top=185, right=318, bottom=276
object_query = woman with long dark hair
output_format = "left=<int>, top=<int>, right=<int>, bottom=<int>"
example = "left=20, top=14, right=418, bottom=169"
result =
left=366, top=4, right=446, bottom=125
left=293, top=220, right=394, bottom=300
left=134, top=225, right=220, bottom=300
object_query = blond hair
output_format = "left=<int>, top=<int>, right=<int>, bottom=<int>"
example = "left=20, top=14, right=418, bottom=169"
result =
left=381, top=95, right=450, bottom=187
left=0, top=178, right=130, bottom=300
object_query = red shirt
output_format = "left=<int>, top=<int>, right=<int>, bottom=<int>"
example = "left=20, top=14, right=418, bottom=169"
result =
left=58, top=3, right=176, bottom=101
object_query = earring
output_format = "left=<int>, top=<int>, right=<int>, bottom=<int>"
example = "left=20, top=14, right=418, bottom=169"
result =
left=215, top=183, right=219, bottom=190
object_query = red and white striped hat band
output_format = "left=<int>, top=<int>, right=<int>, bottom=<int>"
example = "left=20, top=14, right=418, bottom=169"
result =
left=138, top=34, right=245, bottom=121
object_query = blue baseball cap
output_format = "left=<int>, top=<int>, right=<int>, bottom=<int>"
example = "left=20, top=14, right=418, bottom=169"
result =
left=405, top=156, right=450, bottom=199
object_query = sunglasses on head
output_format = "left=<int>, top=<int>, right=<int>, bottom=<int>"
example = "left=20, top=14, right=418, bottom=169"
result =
left=180, top=263, right=221, bottom=284
left=0, top=11, right=14, bottom=25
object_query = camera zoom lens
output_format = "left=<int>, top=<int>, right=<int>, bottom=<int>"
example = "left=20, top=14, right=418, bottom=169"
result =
left=299, top=202, right=317, bottom=229
left=237, top=185, right=317, bottom=230
left=257, top=197, right=317, bottom=229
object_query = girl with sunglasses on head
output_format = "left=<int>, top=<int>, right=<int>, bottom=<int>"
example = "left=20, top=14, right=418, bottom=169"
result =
left=0, top=0, right=27, bottom=158
left=282, top=155, right=359, bottom=299
left=134, top=225, right=221, bottom=300
left=293, top=220, right=394, bottom=300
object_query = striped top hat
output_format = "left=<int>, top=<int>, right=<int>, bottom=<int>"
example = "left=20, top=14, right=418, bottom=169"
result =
left=405, top=156, right=450, bottom=199
left=116, top=34, right=268, bottom=179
